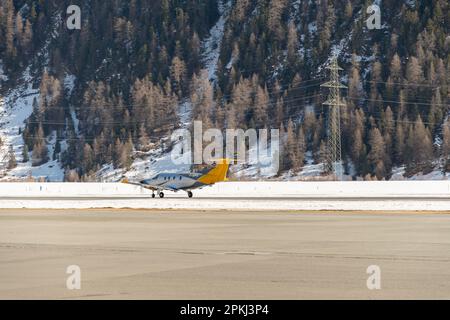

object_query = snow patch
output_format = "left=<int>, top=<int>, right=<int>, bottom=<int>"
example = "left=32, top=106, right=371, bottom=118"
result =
left=0, top=68, right=38, bottom=176
left=64, top=74, right=76, bottom=96
left=96, top=144, right=192, bottom=183
left=0, top=181, right=450, bottom=211
left=201, top=0, right=232, bottom=82
left=0, top=68, right=64, bottom=182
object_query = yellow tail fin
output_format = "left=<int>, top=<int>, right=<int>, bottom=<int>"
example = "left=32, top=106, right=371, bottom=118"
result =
left=197, top=159, right=230, bottom=185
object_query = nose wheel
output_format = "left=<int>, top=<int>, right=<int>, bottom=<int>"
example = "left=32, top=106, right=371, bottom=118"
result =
left=159, top=192, right=165, bottom=198
left=187, top=191, right=193, bottom=198
left=152, top=192, right=156, bottom=198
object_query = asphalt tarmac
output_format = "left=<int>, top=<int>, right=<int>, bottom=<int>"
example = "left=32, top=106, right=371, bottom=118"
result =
left=0, top=209, right=449, bottom=299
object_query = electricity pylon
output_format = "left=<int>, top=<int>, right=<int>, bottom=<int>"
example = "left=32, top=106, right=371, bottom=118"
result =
left=321, top=56, right=346, bottom=180
left=0, top=92, right=4, bottom=176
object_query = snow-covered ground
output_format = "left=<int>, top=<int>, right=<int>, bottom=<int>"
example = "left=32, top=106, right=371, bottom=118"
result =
left=0, top=68, right=64, bottom=182
left=7, top=132, right=65, bottom=181
left=1, top=197, right=448, bottom=211
left=202, top=0, right=232, bottom=82
left=96, top=144, right=192, bottom=183
left=3, top=181, right=447, bottom=199
left=0, top=181, right=449, bottom=211
left=390, top=166, right=450, bottom=181
left=0, top=12, right=67, bottom=182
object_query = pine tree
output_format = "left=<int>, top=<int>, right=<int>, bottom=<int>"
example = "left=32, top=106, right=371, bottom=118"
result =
left=23, top=20, right=32, bottom=51
left=405, top=56, right=424, bottom=99
left=319, top=140, right=328, bottom=172
left=138, top=125, right=150, bottom=151
left=268, top=0, right=287, bottom=41
left=405, top=116, right=434, bottom=171
left=368, top=127, right=386, bottom=180
left=352, top=128, right=365, bottom=174
left=5, top=0, right=15, bottom=57
left=442, top=120, right=450, bottom=171
left=113, top=138, right=123, bottom=169
left=22, top=145, right=29, bottom=163
left=404, top=123, right=415, bottom=168
left=348, top=54, right=363, bottom=102
left=297, top=126, right=306, bottom=170
left=7, top=145, right=17, bottom=169
left=225, top=103, right=237, bottom=130
left=31, top=125, right=48, bottom=167
left=53, top=140, right=61, bottom=161
left=350, top=109, right=366, bottom=174
left=16, top=12, right=24, bottom=48
left=273, top=98, right=284, bottom=127
left=64, top=170, right=80, bottom=182
left=170, top=56, right=187, bottom=96
left=253, top=85, right=269, bottom=129
left=345, top=0, right=353, bottom=18
left=123, top=137, right=134, bottom=169
left=390, top=53, right=402, bottom=82
left=82, top=144, right=94, bottom=173
left=284, top=119, right=300, bottom=172
left=394, top=119, right=405, bottom=165
left=382, top=107, right=395, bottom=160
left=230, top=77, right=252, bottom=128
left=287, top=22, right=299, bottom=67
left=369, top=61, right=383, bottom=112
left=428, top=90, right=443, bottom=134
left=412, top=116, right=434, bottom=166
left=191, top=70, right=214, bottom=129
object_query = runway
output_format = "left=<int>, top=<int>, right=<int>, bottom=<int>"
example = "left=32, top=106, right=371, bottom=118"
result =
left=2, top=196, right=450, bottom=211
left=0, top=209, right=449, bottom=299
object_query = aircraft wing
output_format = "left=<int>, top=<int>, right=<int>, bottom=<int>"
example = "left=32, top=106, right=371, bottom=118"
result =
left=119, top=179, right=141, bottom=187
left=121, top=179, right=180, bottom=192
left=161, top=184, right=180, bottom=192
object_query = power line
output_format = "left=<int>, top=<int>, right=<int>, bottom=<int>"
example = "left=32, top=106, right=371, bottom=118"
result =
left=22, top=94, right=324, bottom=126
left=17, top=93, right=449, bottom=131
left=79, top=77, right=325, bottom=109
left=363, top=80, right=446, bottom=88
left=345, top=96, right=449, bottom=107
left=16, top=111, right=450, bottom=144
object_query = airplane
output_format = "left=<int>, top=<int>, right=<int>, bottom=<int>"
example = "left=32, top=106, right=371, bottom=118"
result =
left=121, top=159, right=230, bottom=198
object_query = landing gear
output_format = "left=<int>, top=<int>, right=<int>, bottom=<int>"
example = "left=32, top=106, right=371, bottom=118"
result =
left=187, top=191, right=193, bottom=198
left=152, top=193, right=156, bottom=198
left=159, top=192, right=165, bottom=198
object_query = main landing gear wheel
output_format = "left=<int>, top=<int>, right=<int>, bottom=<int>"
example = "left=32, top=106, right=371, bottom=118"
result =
left=159, top=192, right=165, bottom=198
left=152, top=193, right=156, bottom=199
left=187, top=191, right=193, bottom=198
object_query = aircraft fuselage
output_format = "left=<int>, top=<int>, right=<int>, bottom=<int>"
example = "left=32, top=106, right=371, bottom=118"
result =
left=140, top=173, right=204, bottom=191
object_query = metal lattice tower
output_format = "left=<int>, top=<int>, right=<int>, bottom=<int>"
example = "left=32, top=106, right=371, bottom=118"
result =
left=321, top=56, right=347, bottom=180
left=0, top=91, right=4, bottom=176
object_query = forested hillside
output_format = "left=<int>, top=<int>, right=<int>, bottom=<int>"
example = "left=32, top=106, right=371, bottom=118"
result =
left=0, top=0, right=449, bottom=181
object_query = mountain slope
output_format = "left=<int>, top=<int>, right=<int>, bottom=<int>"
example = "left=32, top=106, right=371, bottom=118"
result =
left=0, top=0, right=449, bottom=181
